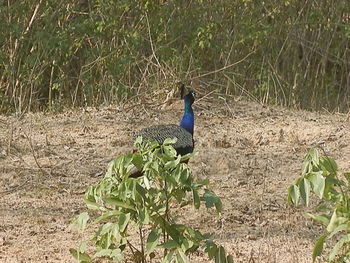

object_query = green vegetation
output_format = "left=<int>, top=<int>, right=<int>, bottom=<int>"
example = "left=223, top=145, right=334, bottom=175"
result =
left=288, top=148, right=350, bottom=262
left=71, top=137, right=233, bottom=263
left=1, top=1, right=350, bottom=113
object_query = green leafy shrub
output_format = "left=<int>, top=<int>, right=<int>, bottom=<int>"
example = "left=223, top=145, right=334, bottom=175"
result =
left=288, top=148, right=350, bottom=262
left=2, top=0, right=350, bottom=112
left=71, top=137, right=233, bottom=263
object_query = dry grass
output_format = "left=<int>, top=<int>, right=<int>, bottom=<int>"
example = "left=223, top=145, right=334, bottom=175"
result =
left=1, top=98, right=349, bottom=262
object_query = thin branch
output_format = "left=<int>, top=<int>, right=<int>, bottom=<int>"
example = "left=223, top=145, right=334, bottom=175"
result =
left=24, top=0, right=43, bottom=35
left=188, top=50, right=256, bottom=81
left=145, top=13, right=166, bottom=78
left=127, top=240, right=139, bottom=258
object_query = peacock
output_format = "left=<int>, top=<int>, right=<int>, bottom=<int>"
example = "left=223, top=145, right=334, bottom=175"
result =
left=131, top=86, right=195, bottom=177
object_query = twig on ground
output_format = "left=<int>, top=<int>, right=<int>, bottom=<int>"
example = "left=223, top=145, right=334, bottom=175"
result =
left=23, top=130, right=50, bottom=176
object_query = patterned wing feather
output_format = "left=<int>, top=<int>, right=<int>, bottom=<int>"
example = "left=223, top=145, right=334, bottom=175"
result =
left=134, top=124, right=194, bottom=155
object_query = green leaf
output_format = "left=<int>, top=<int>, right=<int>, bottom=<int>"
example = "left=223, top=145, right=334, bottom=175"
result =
left=226, top=255, right=234, bottom=263
left=74, top=212, right=90, bottom=231
left=114, top=154, right=134, bottom=176
left=299, top=178, right=311, bottom=206
left=94, top=248, right=123, bottom=261
left=103, top=198, right=136, bottom=211
left=79, top=241, right=88, bottom=253
left=143, top=175, right=151, bottom=189
left=165, top=155, right=181, bottom=169
left=302, top=148, right=319, bottom=175
left=180, top=152, right=196, bottom=162
left=193, top=179, right=209, bottom=188
left=302, top=162, right=311, bottom=176
left=310, top=148, right=319, bottom=164
left=132, top=153, right=144, bottom=170
left=84, top=186, right=99, bottom=210
left=178, top=167, right=191, bottom=184
left=146, top=229, right=160, bottom=255
left=192, top=189, right=200, bottom=209
left=110, top=248, right=123, bottom=261
left=327, top=210, right=338, bottom=232
left=95, top=210, right=123, bottom=223
left=163, top=137, right=177, bottom=145
left=203, top=190, right=222, bottom=213
left=326, top=211, right=347, bottom=233
left=161, top=250, right=175, bottom=263
left=69, top=248, right=92, bottom=263
left=312, top=235, right=326, bottom=262
left=309, top=172, right=325, bottom=199
left=94, top=249, right=113, bottom=257
left=307, top=213, right=330, bottom=226
left=329, top=234, right=350, bottom=261
left=95, top=222, right=119, bottom=248
left=205, top=240, right=218, bottom=259
left=215, top=246, right=226, bottom=263
left=134, top=136, right=143, bottom=146
left=344, top=172, right=350, bottom=184
left=135, top=183, right=147, bottom=201
left=287, top=184, right=300, bottom=205
left=320, top=157, right=337, bottom=175
left=181, top=238, right=194, bottom=252
left=164, top=145, right=177, bottom=158
left=138, top=207, right=150, bottom=224
left=85, top=199, right=100, bottom=210
left=173, top=189, right=186, bottom=202
left=118, top=213, right=130, bottom=232
left=158, top=240, right=179, bottom=249
left=328, top=223, right=350, bottom=239
left=176, top=249, right=191, bottom=263
left=105, top=160, right=115, bottom=177
left=156, top=218, right=182, bottom=244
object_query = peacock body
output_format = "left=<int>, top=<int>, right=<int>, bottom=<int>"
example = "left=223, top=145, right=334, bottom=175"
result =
left=134, top=89, right=195, bottom=156
left=134, top=124, right=193, bottom=156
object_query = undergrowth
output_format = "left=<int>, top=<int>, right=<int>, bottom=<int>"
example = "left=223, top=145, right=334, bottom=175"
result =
left=1, top=1, right=350, bottom=113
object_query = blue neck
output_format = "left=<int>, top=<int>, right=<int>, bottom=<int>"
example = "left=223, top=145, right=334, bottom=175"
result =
left=179, top=99, right=194, bottom=135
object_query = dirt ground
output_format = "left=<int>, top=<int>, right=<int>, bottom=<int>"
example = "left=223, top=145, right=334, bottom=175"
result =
left=1, top=96, right=349, bottom=263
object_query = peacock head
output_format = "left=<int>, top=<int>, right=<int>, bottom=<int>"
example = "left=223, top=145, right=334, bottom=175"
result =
left=179, top=83, right=195, bottom=105
left=183, top=90, right=195, bottom=106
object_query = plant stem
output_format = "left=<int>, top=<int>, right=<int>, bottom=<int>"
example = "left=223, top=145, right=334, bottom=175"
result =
left=139, top=226, right=145, bottom=263
left=163, top=173, right=170, bottom=257
left=127, top=240, right=139, bottom=258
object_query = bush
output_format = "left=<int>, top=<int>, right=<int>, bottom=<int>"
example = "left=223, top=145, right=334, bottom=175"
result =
left=71, top=137, right=233, bottom=263
left=288, top=148, right=350, bottom=262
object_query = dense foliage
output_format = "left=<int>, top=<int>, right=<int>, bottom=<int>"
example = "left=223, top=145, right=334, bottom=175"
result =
left=1, top=1, right=350, bottom=112
left=71, top=137, right=232, bottom=262
left=289, top=148, right=350, bottom=262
